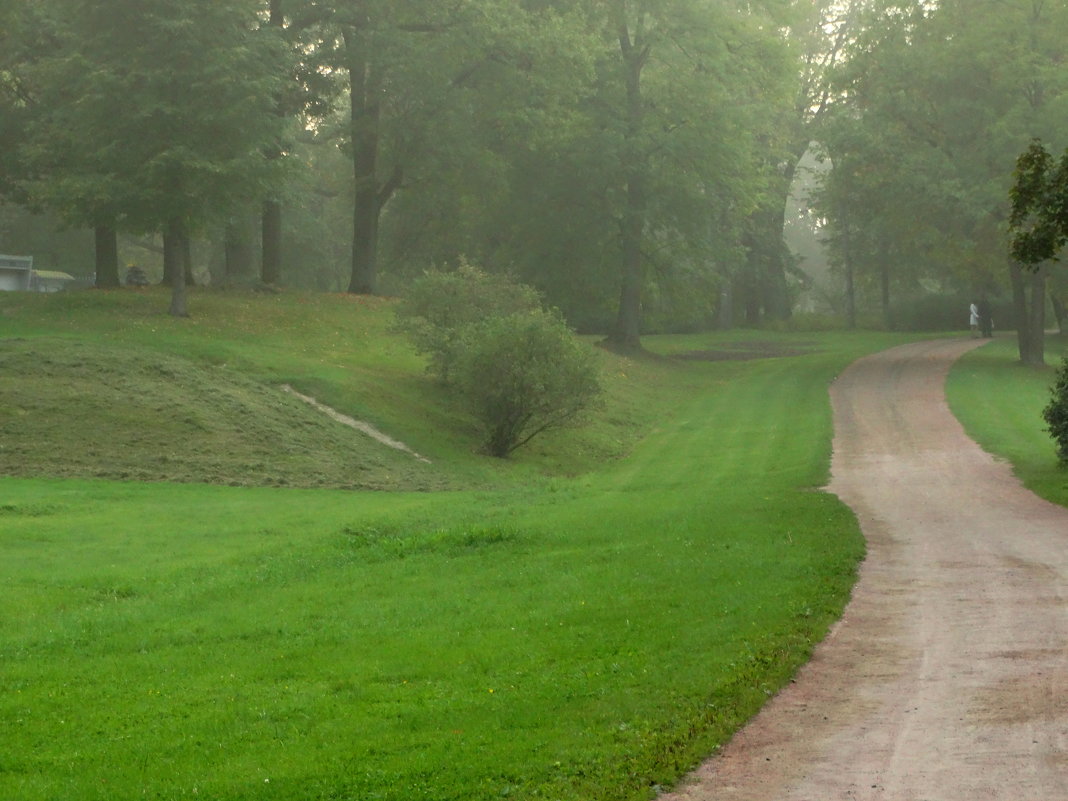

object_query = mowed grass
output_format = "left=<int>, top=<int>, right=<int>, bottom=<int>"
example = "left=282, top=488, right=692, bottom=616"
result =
left=1, top=288, right=913, bottom=800
left=947, top=333, right=1068, bottom=507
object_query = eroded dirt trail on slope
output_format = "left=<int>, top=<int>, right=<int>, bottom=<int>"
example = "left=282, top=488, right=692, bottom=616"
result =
left=662, top=339, right=1068, bottom=801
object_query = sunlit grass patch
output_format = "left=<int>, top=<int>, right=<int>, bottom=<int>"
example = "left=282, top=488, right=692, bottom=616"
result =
left=948, top=334, right=1068, bottom=507
left=0, top=290, right=919, bottom=800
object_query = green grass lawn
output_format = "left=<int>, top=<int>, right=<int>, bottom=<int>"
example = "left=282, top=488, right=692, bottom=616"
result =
left=1, top=288, right=916, bottom=800
left=947, top=333, right=1068, bottom=508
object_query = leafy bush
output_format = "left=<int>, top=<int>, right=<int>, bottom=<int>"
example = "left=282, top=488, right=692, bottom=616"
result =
left=394, top=262, right=542, bottom=381
left=451, top=309, right=602, bottom=457
left=396, top=263, right=602, bottom=456
left=1043, top=356, right=1068, bottom=463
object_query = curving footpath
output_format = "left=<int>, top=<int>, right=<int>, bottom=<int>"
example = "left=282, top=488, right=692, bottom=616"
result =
left=662, top=339, right=1068, bottom=801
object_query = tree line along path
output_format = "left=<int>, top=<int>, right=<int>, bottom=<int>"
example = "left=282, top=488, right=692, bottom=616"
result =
left=661, top=338, right=1068, bottom=801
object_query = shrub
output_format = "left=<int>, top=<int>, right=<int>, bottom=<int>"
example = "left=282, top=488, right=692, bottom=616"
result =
left=1043, top=356, right=1068, bottom=463
left=394, top=262, right=542, bottom=381
left=451, top=309, right=602, bottom=457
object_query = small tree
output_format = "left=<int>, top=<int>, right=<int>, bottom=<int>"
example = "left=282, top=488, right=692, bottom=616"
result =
left=451, top=309, right=602, bottom=457
left=1043, top=356, right=1068, bottom=463
left=395, top=264, right=602, bottom=457
left=394, top=262, right=542, bottom=381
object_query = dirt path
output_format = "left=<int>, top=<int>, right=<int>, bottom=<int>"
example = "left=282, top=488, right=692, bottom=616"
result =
left=662, top=338, right=1068, bottom=801
left=280, top=384, right=431, bottom=463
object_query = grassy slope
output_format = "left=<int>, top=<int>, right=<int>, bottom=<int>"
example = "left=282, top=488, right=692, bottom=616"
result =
left=1, top=289, right=912, bottom=801
left=0, top=288, right=671, bottom=488
left=947, top=333, right=1068, bottom=507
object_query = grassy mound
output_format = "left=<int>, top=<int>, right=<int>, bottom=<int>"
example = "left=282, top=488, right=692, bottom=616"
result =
left=0, top=336, right=445, bottom=489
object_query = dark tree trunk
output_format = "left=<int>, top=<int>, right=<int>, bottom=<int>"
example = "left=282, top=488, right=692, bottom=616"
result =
left=878, top=239, right=892, bottom=330
left=225, top=216, right=255, bottom=280
left=718, top=282, right=733, bottom=330
left=1027, top=269, right=1046, bottom=366
left=1051, top=290, right=1066, bottom=334
left=345, top=25, right=383, bottom=296
left=606, top=14, right=647, bottom=351
left=1010, top=261, right=1032, bottom=363
left=261, top=199, right=282, bottom=285
left=1010, top=260, right=1047, bottom=366
left=182, top=233, right=194, bottom=286
left=742, top=270, right=761, bottom=327
left=612, top=173, right=645, bottom=349
left=165, top=220, right=189, bottom=317
left=162, top=237, right=178, bottom=286
left=261, top=0, right=285, bottom=286
left=94, top=224, right=120, bottom=288
left=844, top=257, right=856, bottom=330
left=842, top=221, right=856, bottom=329
left=748, top=142, right=808, bottom=323
left=744, top=203, right=791, bottom=322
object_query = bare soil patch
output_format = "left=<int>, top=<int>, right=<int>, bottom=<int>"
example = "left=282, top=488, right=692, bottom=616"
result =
left=661, top=338, right=1068, bottom=800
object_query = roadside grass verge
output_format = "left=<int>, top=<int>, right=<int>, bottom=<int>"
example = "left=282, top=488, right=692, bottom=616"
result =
left=1, top=289, right=915, bottom=800
left=947, top=333, right=1068, bottom=507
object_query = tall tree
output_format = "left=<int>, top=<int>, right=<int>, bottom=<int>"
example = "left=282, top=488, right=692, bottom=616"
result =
left=261, top=0, right=286, bottom=287
left=591, top=0, right=795, bottom=349
left=23, top=0, right=287, bottom=313
left=1009, top=139, right=1068, bottom=355
left=296, top=1, right=475, bottom=295
left=736, top=0, right=864, bottom=325
left=818, top=0, right=1068, bottom=356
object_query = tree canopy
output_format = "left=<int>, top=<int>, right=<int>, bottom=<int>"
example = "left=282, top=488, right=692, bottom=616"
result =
left=3, top=0, right=1067, bottom=344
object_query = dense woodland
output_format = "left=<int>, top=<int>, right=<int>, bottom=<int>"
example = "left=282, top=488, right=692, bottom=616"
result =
left=1, top=0, right=1067, bottom=357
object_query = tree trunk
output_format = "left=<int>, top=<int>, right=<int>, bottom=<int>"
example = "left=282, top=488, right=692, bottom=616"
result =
left=742, top=271, right=761, bottom=327
left=746, top=202, right=791, bottom=322
left=1010, top=261, right=1032, bottom=363
left=878, top=239, right=892, bottom=330
left=94, top=224, right=120, bottom=288
left=606, top=14, right=646, bottom=350
left=612, top=173, right=645, bottom=349
left=1027, top=268, right=1046, bottom=366
left=345, top=25, right=383, bottom=295
left=261, top=0, right=284, bottom=286
left=182, top=233, right=194, bottom=286
left=752, top=142, right=811, bottom=323
left=261, top=199, right=282, bottom=285
left=842, top=222, right=856, bottom=330
left=1010, top=260, right=1047, bottom=366
left=1051, top=290, right=1066, bottom=334
left=165, top=220, right=189, bottom=317
left=718, top=282, right=734, bottom=330
left=225, top=216, right=255, bottom=280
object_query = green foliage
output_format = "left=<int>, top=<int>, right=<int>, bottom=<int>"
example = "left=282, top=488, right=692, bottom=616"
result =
left=395, top=264, right=601, bottom=456
left=817, top=0, right=1068, bottom=326
left=1043, top=356, right=1068, bottom=463
left=452, top=308, right=603, bottom=457
left=21, top=0, right=287, bottom=235
left=1010, top=140, right=1068, bottom=266
left=393, top=262, right=542, bottom=381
